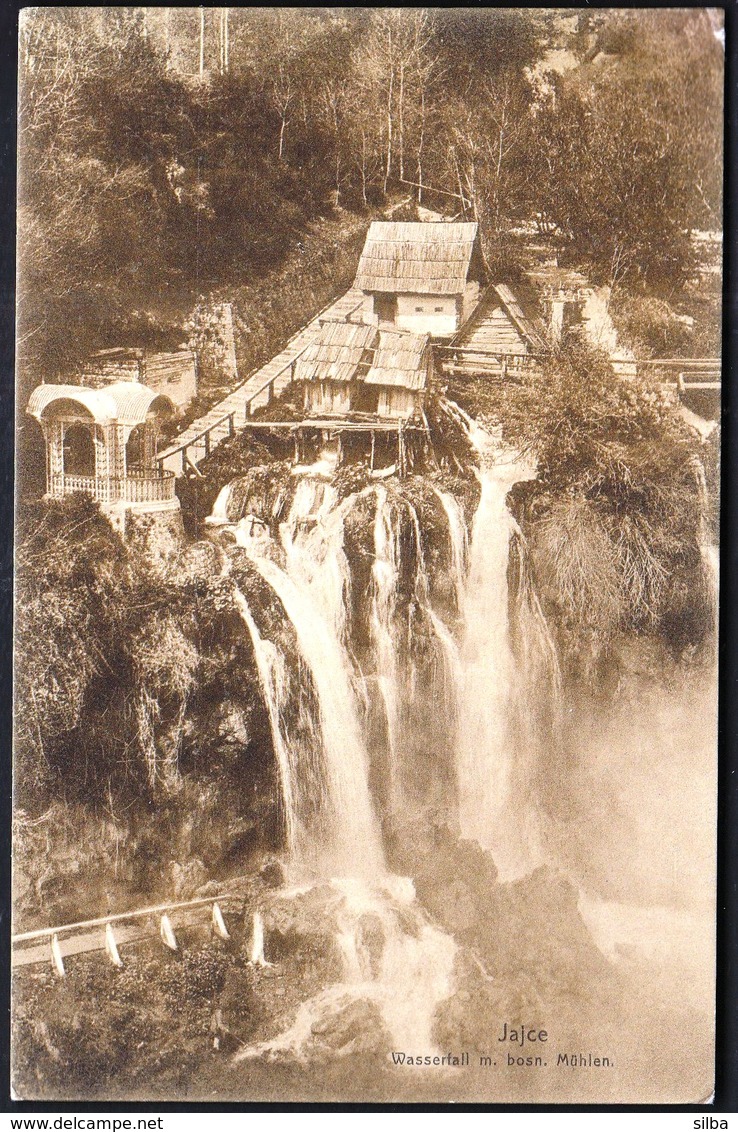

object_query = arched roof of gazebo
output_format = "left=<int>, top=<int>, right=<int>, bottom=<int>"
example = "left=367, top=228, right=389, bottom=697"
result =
left=27, top=382, right=176, bottom=426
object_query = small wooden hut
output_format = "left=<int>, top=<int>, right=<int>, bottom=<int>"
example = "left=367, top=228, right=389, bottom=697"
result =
left=294, top=320, right=431, bottom=422
left=364, top=329, right=431, bottom=419
left=294, top=321, right=377, bottom=415
left=455, top=283, right=549, bottom=356
left=354, top=221, right=484, bottom=338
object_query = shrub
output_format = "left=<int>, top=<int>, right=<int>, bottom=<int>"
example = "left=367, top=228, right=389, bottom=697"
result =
left=452, top=345, right=714, bottom=673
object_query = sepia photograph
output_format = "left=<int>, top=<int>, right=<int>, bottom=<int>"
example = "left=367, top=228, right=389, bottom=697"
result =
left=12, top=6, right=724, bottom=1105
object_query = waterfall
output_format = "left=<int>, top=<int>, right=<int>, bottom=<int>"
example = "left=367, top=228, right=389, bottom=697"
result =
left=370, top=487, right=403, bottom=804
left=234, top=876, right=457, bottom=1064
left=431, top=485, right=468, bottom=612
left=367, top=485, right=463, bottom=817
left=457, top=461, right=522, bottom=863
left=204, top=405, right=569, bottom=1069
left=233, top=592, right=298, bottom=856
left=207, top=482, right=232, bottom=525
left=233, top=479, right=383, bottom=878
left=444, top=403, right=548, bottom=880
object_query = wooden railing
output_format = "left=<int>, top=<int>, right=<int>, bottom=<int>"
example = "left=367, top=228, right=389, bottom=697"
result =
left=12, top=894, right=246, bottom=973
left=160, top=411, right=235, bottom=475
left=159, top=351, right=307, bottom=475
left=436, top=346, right=546, bottom=379
left=49, top=468, right=176, bottom=504
left=157, top=289, right=367, bottom=476
left=244, top=354, right=301, bottom=417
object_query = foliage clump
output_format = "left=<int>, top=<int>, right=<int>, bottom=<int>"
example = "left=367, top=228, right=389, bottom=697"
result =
left=14, top=495, right=274, bottom=821
left=453, top=346, right=715, bottom=677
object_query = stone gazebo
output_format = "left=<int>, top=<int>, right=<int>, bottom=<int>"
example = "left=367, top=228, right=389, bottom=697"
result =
left=26, top=380, right=180, bottom=531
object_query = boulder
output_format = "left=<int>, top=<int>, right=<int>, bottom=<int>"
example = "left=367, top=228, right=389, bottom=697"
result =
left=309, top=995, right=390, bottom=1058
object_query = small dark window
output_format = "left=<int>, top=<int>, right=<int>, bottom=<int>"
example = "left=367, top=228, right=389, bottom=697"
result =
left=434, top=305, right=444, bottom=312
left=375, top=294, right=397, bottom=323
left=415, top=306, right=424, bottom=313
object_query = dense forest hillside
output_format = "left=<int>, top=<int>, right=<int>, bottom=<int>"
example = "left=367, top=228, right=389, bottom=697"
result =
left=18, top=7, right=722, bottom=399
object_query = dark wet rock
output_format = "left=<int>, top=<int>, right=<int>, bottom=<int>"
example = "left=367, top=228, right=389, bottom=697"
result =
left=356, top=913, right=385, bottom=979
left=170, top=858, right=208, bottom=899
left=254, top=885, right=346, bottom=981
left=214, top=967, right=261, bottom=1039
left=483, top=866, right=615, bottom=1001
left=264, top=884, right=344, bottom=938
left=433, top=947, right=507, bottom=1054
left=393, top=820, right=618, bottom=1021
left=259, top=858, right=286, bottom=888
left=309, top=995, right=391, bottom=1057
left=175, top=540, right=224, bottom=583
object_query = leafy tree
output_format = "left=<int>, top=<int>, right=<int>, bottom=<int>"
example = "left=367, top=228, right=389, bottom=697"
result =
left=527, top=9, right=722, bottom=289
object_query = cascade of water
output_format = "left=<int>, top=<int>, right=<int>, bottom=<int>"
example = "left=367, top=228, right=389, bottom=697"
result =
left=442, top=401, right=548, bottom=879
left=233, top=592, right=298, bottom=855
left=370, top=487, right=403, bottom=801
left=234, top=876, right=457, bottom=1064
left=235, top=485, right=383, bottom=879
left=206, top=482, right=233, bottom=525
left=431, top=485, right=468, bottom=612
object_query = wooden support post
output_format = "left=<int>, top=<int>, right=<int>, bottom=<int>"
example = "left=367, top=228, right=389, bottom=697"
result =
left=160, top=914, right=178, bottom=952
left=181, top=449, right=187, bottom=475
left=204, top=430, right=211, bottom=457
left=370, top=430, right=375, bottom=471
left=212, top=903, right=230, bottom=941
left=228, top=413, right=235, bottom=437
left=51, top=933, right=65, bottom=977
left=105, top=922, right=123, bottom=968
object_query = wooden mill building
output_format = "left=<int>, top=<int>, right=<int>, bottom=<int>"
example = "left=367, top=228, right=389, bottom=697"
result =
left=454, top=283, right=549, bottom=356
left=294, top=319, right=432, bottom=421
left=354, top=221, right=485, bottom=339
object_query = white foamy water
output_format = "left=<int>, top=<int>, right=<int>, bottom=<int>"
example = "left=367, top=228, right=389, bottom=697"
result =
left=232, top=479, right=382, bottom=878
left=446, top=404, right=545, bottom=879
left=234, top=876, right=457, bottom=1064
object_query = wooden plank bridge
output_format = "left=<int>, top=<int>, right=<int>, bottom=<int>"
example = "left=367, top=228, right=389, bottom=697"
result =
left=157, top=288, right=365, bottom=476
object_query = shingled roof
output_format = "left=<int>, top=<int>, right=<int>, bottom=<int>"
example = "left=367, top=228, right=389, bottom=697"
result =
left=355, top=221, right=478, bottom=296
left=294, top=321, right=377, bottom=384
left=292, top=319, right=430, bottom=392
left=493, top=284, right=550, bottom=354
left=364, top=330, right=430, bottom=391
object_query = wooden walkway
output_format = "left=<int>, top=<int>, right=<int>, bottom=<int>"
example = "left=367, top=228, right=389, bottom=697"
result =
left=157, top=288, right=365, bottom=476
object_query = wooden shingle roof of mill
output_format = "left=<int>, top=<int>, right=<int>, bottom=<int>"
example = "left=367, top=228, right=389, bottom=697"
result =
left=364, top=329, right=430, bottom=390
left=355, top=221, right=478, bottom=295
left=293, top=319, right=430, bottom=391
left=293, top=320, right=378, bottom=384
